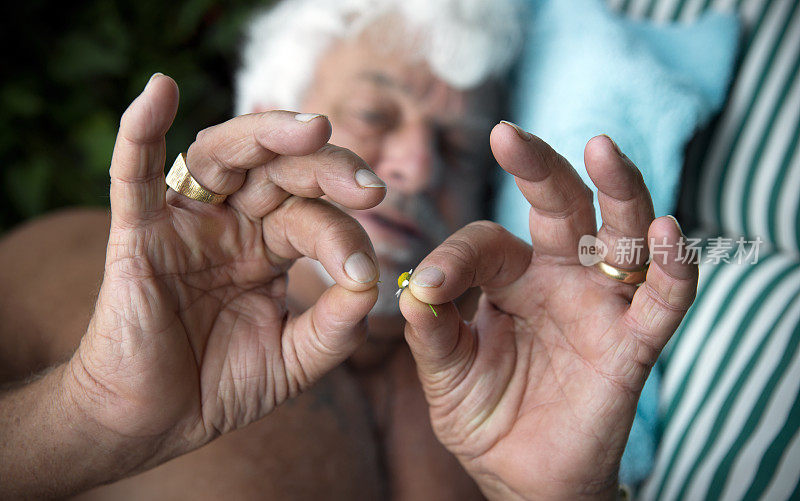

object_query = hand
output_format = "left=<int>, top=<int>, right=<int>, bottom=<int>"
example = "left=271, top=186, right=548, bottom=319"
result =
left=65, top=74, right=384, bottom=469
left=400, top=123, right=698, bottom=500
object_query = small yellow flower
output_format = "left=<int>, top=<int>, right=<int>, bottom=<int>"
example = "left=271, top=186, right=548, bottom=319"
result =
left=395, top=268, right=437, bottom=317
left=395, top=269, right=413, bottom=297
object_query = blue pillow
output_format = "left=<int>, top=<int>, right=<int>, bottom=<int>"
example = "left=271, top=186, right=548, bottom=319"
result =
left=496, top=0, right=739, bottom=234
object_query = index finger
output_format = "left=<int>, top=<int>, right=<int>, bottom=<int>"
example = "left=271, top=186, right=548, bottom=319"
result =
left=184, top=111, right=332, bottom=195
left=406, top=221, right=531, bottom=306
left=400, top=221, right=529, bottom=381
left=490, top=122, right=596, bottom=261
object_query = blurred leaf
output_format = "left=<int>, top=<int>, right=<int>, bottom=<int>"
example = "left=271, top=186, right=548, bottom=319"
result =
left=0, top=0, right=277, bottom=233
left=175, top=0, right=218, bottom=42
left=1, top=83, right=44, bottom=118
left=73, top=111, right=117, bottom=175
left=51, top=32, right=129, bottom=81
left=5, top=158, right=51, bottom=218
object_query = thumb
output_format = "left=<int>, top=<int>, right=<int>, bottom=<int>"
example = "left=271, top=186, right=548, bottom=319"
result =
left=282, top=284, right=378, bottom=390
left=399, top=290, right=474, bottom=389
left=110, top=73, right=179, bottom=229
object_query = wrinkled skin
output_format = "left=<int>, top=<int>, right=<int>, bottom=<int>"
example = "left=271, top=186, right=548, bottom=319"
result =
left=400, top=127, right=698, bottom=499
left=69, top=75, right=385, bottom=466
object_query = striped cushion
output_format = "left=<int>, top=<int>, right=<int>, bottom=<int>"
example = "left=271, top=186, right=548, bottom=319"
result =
left=609, top=0, right=800, bottom=255
left=642, top=252, right=800, bottom=499
left=605, top=0, right=800, bottom=498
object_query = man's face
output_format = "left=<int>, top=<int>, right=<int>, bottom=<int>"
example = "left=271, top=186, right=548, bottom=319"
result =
left=301, top=31, right=499, bottom=314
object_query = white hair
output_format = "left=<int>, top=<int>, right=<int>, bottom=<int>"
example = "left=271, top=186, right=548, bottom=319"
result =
left=235, top=0, right=525, bottom=115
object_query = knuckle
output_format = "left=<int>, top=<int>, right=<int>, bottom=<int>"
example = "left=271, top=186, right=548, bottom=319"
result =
left=322, top=209, right=355, bottom=233
left=119, top=107, right=134, bottom=131
left=667, top=278, right=697, bottom=310
left=466, top=220, right=505, bottom=237
left=118, top=109, right=149, bottom=144
left=187, top=130, right=213, bottom=166
left=291, top=198, right=363, bottom=242
left=441, top=220, right=506, bottom=264
left=194, top=125, right=214, bottom=146
left=316, top=144, right=364, bottom=172
left=324, top=213, right=363, bottom=243
left=543, top=144, right=570, bottom=171
left=440, top=236, right=478, bottom=269
left=463, top=220, right=510, bottom=248
left=623, top=154, right=644, bottom=177
left=315, top=143, right=345, bottom=163
left=256, top=109, right=287, bottom=129
left=193, top=126, right=228, bottom=163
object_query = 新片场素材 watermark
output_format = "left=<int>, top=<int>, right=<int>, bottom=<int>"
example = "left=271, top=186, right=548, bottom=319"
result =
left=577, top=235, right=763, bottom=267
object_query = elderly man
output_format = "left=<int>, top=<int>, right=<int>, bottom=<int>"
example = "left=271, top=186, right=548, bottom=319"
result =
left=0, top=0, right=697, bottom=499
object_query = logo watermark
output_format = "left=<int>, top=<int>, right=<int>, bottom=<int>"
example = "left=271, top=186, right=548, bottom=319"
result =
left=578, top=235, right=608, bottom=266
left=578, top=235, right=763, bottom=266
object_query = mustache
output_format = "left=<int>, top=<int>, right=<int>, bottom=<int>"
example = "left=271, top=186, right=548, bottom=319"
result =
left=381, top=190, right=452, bottom=246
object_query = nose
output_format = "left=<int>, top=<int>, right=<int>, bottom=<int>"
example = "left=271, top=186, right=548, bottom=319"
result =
left=374, top=121, right=440, bottom=195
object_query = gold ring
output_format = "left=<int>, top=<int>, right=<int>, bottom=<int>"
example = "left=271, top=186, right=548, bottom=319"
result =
left=594, top=260, right=648, bottom=285
left=166, top=153, right=227, bottom=205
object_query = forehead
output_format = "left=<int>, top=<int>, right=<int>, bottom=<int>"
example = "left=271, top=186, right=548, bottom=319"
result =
left=309, top=34, right=498, bottom=127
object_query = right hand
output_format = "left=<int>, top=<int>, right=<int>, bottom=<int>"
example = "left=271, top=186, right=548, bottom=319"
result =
left=64, top=74, right=385, bottom=469
left=400, top=126, right=697, bottom=499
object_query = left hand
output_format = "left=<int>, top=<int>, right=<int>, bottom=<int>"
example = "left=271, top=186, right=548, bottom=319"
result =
left=399, top=122, right=698, bottom=500
left=66, top=75, right=384, bottom=472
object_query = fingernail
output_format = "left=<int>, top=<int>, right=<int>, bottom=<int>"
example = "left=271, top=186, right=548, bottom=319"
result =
left=146, top=72, right=164, bottom=90
left=601, top=134, right=622, bottom=156
left=500, top=120, right=532, bottom=141
left=412, top=267, right=445, bottom=288
left=355, top=169, right=386, bottom=188
left=665, top=214, right=682, bottom=234
left=344, top=252, right=378, bottom=283
left=295, top=113, right=324, bottom=123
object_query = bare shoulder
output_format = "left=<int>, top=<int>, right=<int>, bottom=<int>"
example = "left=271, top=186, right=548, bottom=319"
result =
left=0, top=208, right=110, bottom=381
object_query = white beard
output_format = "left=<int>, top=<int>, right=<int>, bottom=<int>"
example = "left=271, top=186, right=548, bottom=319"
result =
left=308, top=254, right=405, bottom=317
left=372, top=274, right=403, bottom=316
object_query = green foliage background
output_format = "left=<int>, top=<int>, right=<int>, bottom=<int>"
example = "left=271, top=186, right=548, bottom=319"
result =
left=0, top=0, right=275, bottom=233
